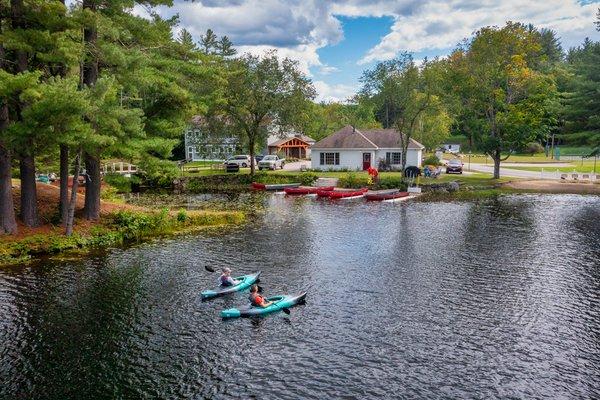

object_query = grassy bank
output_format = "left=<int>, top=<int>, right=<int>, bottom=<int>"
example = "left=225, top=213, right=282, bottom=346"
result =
left=0, top=208, right=245, bottom=266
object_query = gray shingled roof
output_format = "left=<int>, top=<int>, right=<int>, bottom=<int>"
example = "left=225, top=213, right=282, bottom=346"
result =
left=313, top=125, right=425, bottom=150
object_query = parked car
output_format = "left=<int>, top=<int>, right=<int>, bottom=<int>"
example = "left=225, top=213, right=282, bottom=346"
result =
left=255, top=155, right=265, bottom=162
left=446, top=159, right=463, bottom=174
left=224, top=155, right=255, bottom=168
left=258, top=155, right=285, bottom=170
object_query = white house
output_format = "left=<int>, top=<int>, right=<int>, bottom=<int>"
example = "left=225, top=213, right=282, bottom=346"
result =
left=184, top=116, right=239, bottom=161
left=442, top=143, right=461, bottom=153
left=311, top=125, right=424, bottom=171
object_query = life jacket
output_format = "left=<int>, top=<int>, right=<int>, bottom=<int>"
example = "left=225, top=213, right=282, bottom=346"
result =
left=249, top=292, right=264, bottom=306
left=220, top=275, right=234, bottom=286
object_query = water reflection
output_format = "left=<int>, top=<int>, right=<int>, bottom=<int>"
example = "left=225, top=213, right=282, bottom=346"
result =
left=1, top=194, right=600, bottom=399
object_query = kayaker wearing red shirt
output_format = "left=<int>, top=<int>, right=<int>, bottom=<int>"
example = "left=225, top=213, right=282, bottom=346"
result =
left=249, top=284, right=273, bottom=308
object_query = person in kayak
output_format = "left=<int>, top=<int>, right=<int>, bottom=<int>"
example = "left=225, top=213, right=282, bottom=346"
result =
left=219, top=267, right=239, bottom=287
left=249, top=284, right=273, bottom=308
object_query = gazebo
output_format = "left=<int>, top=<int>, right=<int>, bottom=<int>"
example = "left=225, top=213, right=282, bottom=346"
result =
left=267, top=135, right=314, bottom=159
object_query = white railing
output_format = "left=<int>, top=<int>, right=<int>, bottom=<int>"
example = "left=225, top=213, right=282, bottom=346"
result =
left=102, top=162, right=137, bottom=175
left=540, top=168, right=600, bottom=182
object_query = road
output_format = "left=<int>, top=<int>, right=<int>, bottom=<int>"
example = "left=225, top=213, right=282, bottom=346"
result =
left=467, top=163, right=566, bottom=179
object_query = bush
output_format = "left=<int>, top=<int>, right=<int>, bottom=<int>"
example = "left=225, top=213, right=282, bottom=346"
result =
left=375, top=177, right=407, bottom=190
left=104, top=173, right=139, bottom=193
left=299, top=172, right=318, bottom=186
left=177, top=209, right=188, bottom=222
left=423, top=155, right=442, bottom=166
left=525, top=142, right=544, bottom=154
left=338, top=172, right=369, bottom=188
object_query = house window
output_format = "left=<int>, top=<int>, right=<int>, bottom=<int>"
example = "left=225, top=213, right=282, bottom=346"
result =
left=386, top=152, right=402, bottom=164
left=187, top=146, right=194, bottom=160
left=320, top=152, right=339, bottom=165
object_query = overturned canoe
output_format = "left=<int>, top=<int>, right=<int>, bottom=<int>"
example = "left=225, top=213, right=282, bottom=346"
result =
left=365, top=190, right=409, bottom=201
left=221, top=292, right=307, bottom=318
left=251, top=182, right=301, bottom=191
left=326, top=188, right=368, bottom=199
left=201, top=272, right=261, bottom=300
left=284, top=186, right=334, bottom=195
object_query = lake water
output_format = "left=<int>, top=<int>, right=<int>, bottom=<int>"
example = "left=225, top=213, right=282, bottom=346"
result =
left=1, top=194, right=600, bottom=399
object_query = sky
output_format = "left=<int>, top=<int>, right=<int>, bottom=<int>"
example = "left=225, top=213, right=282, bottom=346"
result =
left=137, top=0, right=600, bottom=102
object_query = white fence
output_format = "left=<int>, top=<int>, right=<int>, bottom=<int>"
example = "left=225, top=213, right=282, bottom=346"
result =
left=539, top=169, right=600, bottom=181
left=102, top=162, right=137, bottom=176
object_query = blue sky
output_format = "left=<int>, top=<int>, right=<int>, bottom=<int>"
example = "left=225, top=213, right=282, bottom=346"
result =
left=142, top=0, right=600, bottom=102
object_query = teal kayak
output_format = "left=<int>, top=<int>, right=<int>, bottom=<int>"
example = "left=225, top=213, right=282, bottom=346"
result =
left=221, top=292, right=307, bottom=318
left=201, top=271, right=261, bottom=300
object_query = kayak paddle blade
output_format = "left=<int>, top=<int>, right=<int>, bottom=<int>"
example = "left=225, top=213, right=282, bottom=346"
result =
left=282, top=308, right=291, bottom=315
left=205, top=265, right=216, bottom=273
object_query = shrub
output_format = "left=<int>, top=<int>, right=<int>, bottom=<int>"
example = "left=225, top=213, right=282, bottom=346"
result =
left=525, top=142, right=544, bottom=154
left=104, top=173, right=138, bottom=193
left=338, top=172, right=369, bottom=188
left=375, top=176, right=407, bottom=190
left=299, top=172, right=318, bottom=186
left=423, top=155, right=442, bottom=166
left=177, top=209, right=188, bottom=223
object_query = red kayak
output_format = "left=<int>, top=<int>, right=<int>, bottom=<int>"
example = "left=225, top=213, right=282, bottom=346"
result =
left=365, top=190, right=409, bottom=201
left=320, top=188, right=368, bottom=199
left=284, top=186, right=334, bottom=195
left=251, top=182, right=301, bottom=191
left=251, top=182, right=266, bottom=190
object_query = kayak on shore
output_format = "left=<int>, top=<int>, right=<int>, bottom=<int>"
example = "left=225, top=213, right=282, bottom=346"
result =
left=365, top=189, right=409, bottom=201
left=201, top=271, right=261, bottom=300
left=251, top=182, right=301, bottom=191
left=284, top=186, right=334, bottom=195
left=221, top=292, right=307, bottom=318
left=323, top=188, right=368, bottom=199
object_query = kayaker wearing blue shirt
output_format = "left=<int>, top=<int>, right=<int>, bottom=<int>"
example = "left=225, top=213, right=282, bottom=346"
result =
left=249, top=284, right=273, bottom=308
left=219, top=268, right=239, bottom=287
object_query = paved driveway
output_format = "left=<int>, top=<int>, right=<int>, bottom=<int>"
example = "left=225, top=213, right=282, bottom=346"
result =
left=283, top=160, right=311, bottom=171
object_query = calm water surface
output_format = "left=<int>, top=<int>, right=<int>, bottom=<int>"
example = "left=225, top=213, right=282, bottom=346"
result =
left=1, top=194, right=600, bottom=399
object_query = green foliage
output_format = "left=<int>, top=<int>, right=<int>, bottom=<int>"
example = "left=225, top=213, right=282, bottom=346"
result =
left=374, top=177, right=408, bottom=190
left=524, top=142, right=544, bottom=154
left=176, top=209, right=188, bottom=222
left=423, top=155, right=442, bottom=166
left=104, top=173, right=140, bottom=193
left=338, top=172, right=368, bottom=188
left=299, top=172, right=318, bottom=186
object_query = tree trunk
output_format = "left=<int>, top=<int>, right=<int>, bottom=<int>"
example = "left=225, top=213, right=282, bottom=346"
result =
left=0, top=19, right=17, bottom=234
left=80, top=0, right=100, bottom=220
left=19, top=148, right=38, bottom=227
left=83, top=153, right=100, bottom=220
left=493, top=150, right=501, bottom=179
left=65, top=149, right=82, bottom=236
left=248, top=135, right=255, bottom=176
left=0, top=141, right=17, bottom=234
left=59, top=145, right=69, bottom=224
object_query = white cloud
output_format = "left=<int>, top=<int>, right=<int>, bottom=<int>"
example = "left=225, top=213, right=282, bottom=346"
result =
left=359, top=0, right=600, bottom=64
left=313, top=80, right=358, bottom=103
left=122, top=0, right=599, bottom=98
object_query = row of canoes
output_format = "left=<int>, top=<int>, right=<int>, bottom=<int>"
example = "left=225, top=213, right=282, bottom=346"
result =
left=252, top=182, right=410, bottom=201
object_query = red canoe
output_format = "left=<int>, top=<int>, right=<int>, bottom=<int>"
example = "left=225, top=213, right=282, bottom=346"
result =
left=320, top=188, right=368, bottom=199
left=251, top=182, right=266, bottom=190
left=365, top=190, right=409, bottom=201
left=284, top=186, right=334, bottom=195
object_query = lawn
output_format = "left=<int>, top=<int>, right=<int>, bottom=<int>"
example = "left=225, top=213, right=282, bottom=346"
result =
left=507, top=161, right=599, bottom=174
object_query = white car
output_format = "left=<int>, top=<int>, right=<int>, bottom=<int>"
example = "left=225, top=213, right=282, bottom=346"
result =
left=224, top=155, right=255, bottom=168
left=258, top=155, right=285, bottom=170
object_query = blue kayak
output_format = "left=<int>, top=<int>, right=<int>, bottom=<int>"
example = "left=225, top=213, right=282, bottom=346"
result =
left=201, top=272, right=261, bottom=300
left=221, top=292, right=307, bottom=318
